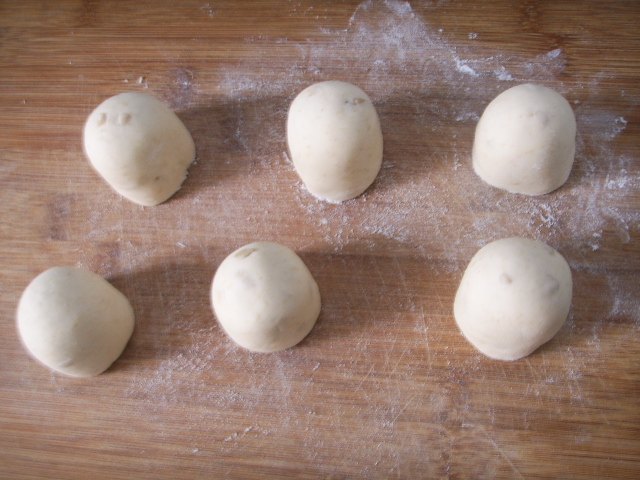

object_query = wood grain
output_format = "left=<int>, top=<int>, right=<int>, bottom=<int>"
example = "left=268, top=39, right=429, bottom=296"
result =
left=1, top=1, right=639, bottom=478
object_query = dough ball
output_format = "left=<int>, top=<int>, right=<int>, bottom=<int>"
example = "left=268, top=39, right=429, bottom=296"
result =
left=83, top=92, right=195, bottom=206
left=211, top=242, right=321, bottom=352
left=454, top=237, right=572, bottom=361
left=472, top=83, right=576, bottom=195
left=16, top=267, right=135, bottom=377
left=287, top=80, right=383, bottom=202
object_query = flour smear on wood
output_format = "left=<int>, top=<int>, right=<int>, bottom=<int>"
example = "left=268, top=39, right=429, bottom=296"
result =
left=121, top=1, right=639, bottom=474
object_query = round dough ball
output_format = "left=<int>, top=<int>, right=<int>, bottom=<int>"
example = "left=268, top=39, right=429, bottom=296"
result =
left=211, top=242, right=321, bottom=352
left=83, top=92, right=195, bottom=206
left=472, top=83, right=576, bottom=195
left=287, top=80, right=383, bottom=202
left=453, top=237, right=572, bottom=361
left=16, top=267, right=135, bottom=377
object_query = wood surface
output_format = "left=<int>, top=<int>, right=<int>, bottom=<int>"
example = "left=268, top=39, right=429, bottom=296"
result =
left=1, top=1, right=639, bottom=478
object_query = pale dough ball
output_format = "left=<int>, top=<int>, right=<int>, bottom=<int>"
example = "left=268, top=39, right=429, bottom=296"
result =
left=16, top=267, right=135, bottom=377
left=287, top=80, right=383, bottom=202
left=454, top=237, right=572, bottom=361
left=472, top=83, right=576, bottom=195
left=83, top=92, right=195, bottom=206
left=211, top=242, right=321, bottom=352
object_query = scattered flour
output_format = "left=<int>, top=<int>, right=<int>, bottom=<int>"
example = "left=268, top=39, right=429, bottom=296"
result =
left=454, top=57, right=480, bottom=77
left=111, top=1, right=639, bottom=473
left=136, top=75, right=148, bottom=89
left=494, top=66, right=514, bottom=81
left=123, top=0, right=638, bottom=392
left=546, top=48, right=563, bottom=59
left=230, top=3, right=634, bottom=273
left=200, top=3, right=215, bottom=18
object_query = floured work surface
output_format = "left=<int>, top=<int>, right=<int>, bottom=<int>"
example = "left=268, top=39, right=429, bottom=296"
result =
left=1, top=1, right=639, bottom=478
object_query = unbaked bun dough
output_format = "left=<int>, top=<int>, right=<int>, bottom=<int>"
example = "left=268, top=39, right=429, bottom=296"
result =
left=454, top=237, right=572, bottom=361
left=211, top=242, right=321, bottom=352
left=17, top=267, right=135, bottom=377
left=83, top=92, right=195, bottom=206
left=287, top=80, right=383, bottom=202
left=472, top=83, right=576, bottom=195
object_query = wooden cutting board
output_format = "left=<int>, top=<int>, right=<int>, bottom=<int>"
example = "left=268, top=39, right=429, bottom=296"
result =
left=1, top=1, right=639, bottom=478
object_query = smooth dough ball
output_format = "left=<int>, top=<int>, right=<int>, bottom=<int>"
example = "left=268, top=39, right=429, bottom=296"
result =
left=83, top=92, right=195, bottom=206
left=211, top=242, right=321, bottom=352
left=454, top=237, right=572, bottom=361
left=472, top=83, right=576, bottom=195
left=287, top=80, right=383, bottom=202
left=16, top=267, right=135, bottom=377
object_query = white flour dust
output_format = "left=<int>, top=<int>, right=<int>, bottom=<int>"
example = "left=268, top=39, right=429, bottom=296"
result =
left=120, top=1, right=638, bottom=464
left=209, top=0, right=637, bottom=266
